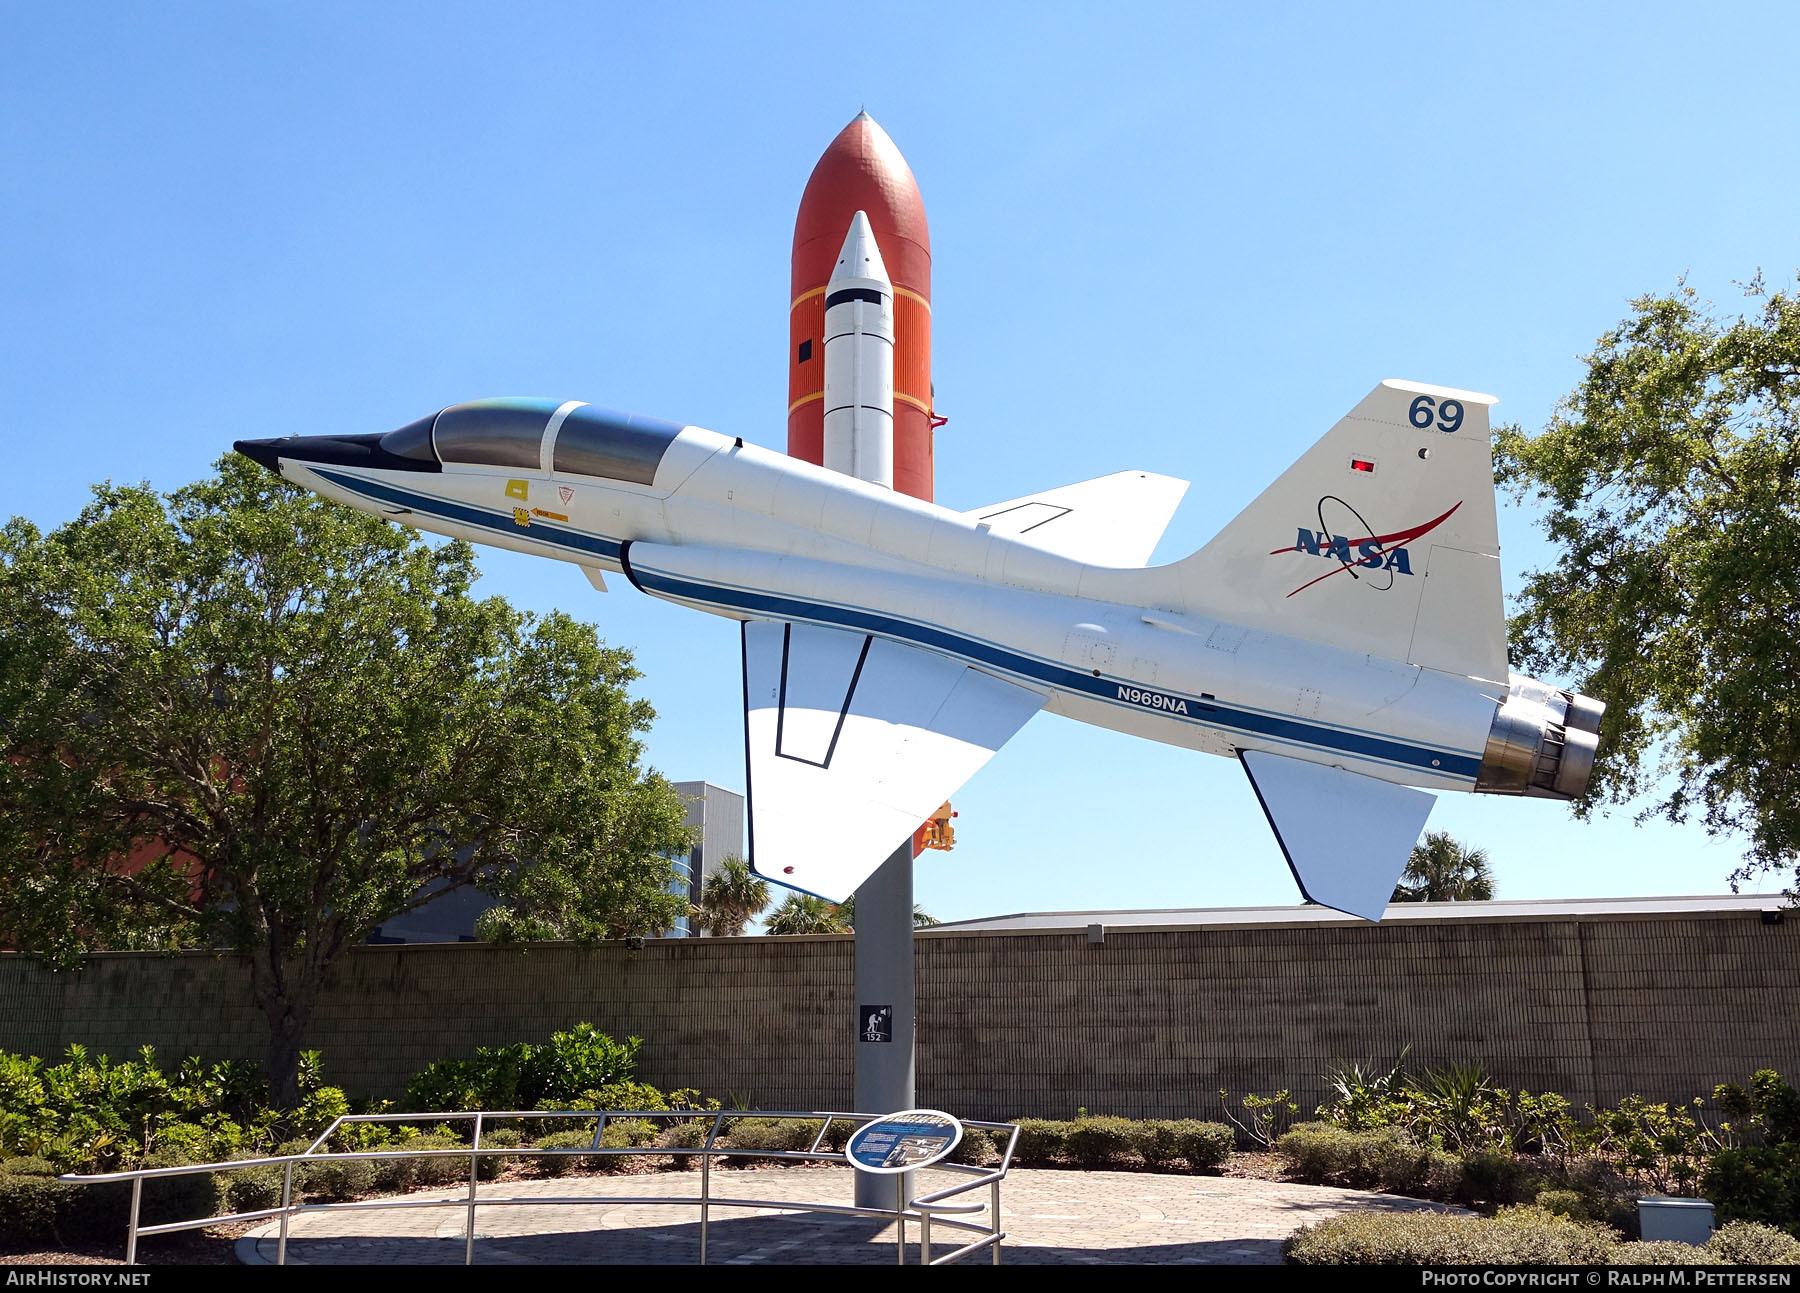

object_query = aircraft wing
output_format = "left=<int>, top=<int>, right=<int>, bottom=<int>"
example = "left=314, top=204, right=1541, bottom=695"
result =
left=743, top=619, right=1046, bottom=900
left=964, top=471, right=1190, bottom=567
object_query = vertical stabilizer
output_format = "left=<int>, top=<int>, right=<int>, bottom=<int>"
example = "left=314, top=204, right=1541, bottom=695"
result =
left=1167, top=381, right=1508, bottom=683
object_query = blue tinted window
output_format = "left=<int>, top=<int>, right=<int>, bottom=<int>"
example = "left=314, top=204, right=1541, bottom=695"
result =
left=433, top=399, right=562, bottom=469
left=552, top=405, right=682, bottom=485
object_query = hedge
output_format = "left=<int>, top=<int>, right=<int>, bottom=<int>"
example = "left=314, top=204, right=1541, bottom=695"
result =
left=1285, top=1206, right=1616, bottom=1265
left=1286, top=1209, right=1800, bottom=1266
left=1007, top=1117, right=1235, bottom=1171
left=1276, top=1123, right=1462, bottom=1200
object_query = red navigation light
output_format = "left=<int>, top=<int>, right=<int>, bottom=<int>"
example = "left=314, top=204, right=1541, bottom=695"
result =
left=1351, top=459, right=1375, bottom=473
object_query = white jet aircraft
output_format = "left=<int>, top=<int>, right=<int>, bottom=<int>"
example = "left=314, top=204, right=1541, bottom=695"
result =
left=236, top=380, right=1601, bottom=921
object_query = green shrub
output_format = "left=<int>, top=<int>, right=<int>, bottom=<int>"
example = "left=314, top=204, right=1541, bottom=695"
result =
left=223, top=1159, right=286, bottom=1214
left=401, top=1024, right=642, bottom=1114
left=1277, top=1123, right=1461, bottom=1200
left=656, top=1119, right=710, bottom=1168
left=476, top=1128, right=523, bottom=1181
left=377, top=1133, right=470, bottom=1190
left=602, top=1118, right=661, bottom=1149
left=1702, top=1143, right=1800, bottom=1237
left=0, top=1172, right=75, bottom=1245
left=723, top=1118, right=815, bottom=1165
left=1706, top=1219, right=1800, bottom=1264
left=138, top=1148, right=225, bottom=1227
left=1131, top=1121, right=1181, bottom=1169
left=1, top=1156, right=57, bottom=1176
left=1284, top=1205, right=1616, bottom=1265
left=531, top=1129, right=596, bottom=1177
left=948, top=1127, right=995, bottom=1167
left=520, top=1025, right=643, bottom=1106
left=297, top=1154, right=377, bottom=1202
left=1171, top=1121, right=1235, bottom=1171
left=1533, top=1188, right=1591, bottom=1221
left=1011, top=1119, right=1067, bottom=1165
left=1611, top=1240, right=1706, bottom=1264
left=1064, top=1116, right=1137, bottom=1167
left=1459, top=1149, right=1541, bottom=1205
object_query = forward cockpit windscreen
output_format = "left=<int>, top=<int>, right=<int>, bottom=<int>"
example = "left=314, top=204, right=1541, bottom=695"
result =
left=377, top=399, right=684, bottom=485
left=432, top=399, right=563, bottom=469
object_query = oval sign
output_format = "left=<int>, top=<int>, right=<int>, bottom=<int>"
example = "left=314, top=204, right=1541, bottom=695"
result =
left=845, top=1109, right=964, bottom=1175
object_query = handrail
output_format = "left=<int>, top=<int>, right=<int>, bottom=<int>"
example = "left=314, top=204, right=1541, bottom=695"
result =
left=58, top=1108, right=1014, bottom=1266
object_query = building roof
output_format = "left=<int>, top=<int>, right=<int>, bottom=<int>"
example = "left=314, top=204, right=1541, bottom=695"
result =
left=928, top=893, right=1792, bottom=934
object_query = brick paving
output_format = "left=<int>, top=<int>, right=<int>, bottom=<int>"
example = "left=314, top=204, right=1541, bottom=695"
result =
left=239, top=1166, right=1460, bottom=1265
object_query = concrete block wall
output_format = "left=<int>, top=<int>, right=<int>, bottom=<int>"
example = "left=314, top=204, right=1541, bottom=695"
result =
left=1, top=908, right=1792, bottom=1119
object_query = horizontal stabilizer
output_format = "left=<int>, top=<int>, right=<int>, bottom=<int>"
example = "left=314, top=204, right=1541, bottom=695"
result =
left=965, top=470, right=1189, bottom=567
left=744, top=619, right=1046, bottom=900
left=1239, top=749, right=1434, bottom=921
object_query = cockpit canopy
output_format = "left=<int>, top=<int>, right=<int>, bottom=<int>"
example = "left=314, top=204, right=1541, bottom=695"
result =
left=379, top=399, right=684, bottom=485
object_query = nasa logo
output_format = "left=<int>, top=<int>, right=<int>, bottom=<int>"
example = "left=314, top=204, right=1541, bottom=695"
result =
left=1118, top=684, right=1190, bottom=715
left=1292, top=529, right=1414, bottom=574
left=1269, top=499, right=1463, bottom=598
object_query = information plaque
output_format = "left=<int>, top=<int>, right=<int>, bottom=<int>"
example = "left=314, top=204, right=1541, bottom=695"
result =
left=844, top=1108, right=964, bottom=1175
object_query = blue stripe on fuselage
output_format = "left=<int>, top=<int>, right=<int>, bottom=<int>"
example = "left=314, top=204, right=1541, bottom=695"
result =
left=309, top=467, right=622, bottom=563
left=629, top=559, right=1484, bottom=783
left=309, top=464, right=1481, bottom=783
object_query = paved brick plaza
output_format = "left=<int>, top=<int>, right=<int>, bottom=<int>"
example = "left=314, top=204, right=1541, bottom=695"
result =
left=240, top=1166, right=1459, bottom=1265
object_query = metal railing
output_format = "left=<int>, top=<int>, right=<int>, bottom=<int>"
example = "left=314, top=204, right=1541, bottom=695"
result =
left=59, top=1109, right=1019, bottom=1267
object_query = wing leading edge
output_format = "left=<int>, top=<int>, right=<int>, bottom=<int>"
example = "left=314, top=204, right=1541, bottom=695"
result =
left=743, top=619, right=1046, bottom=900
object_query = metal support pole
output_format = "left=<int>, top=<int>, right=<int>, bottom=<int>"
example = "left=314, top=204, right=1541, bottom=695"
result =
left=700, top=1119, right=715, bottom=1266
left=920, top=1207, right=932, bottom=1265
left=895, top=1172, right=906, bottom=1265
left=854, top=840, right=916, bottom=1210
left=991, top=1178, right=1003, bottom=1264
left=465, top=1112, right=482, bottom=1265
left=278, top=1162, right=293, bottom=1265
left=126, top=1176, right=142, bottom=1265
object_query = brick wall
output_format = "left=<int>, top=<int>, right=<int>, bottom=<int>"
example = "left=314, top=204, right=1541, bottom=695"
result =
left=1, top=908, right=1792, bottom=1118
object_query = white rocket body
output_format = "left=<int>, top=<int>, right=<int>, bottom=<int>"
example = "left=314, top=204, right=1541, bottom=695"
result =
left=821, top=211, right=894, bottom=489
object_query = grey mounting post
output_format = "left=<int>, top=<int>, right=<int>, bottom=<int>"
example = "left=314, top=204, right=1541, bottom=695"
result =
left=853, top=839, right=916, bottom=1209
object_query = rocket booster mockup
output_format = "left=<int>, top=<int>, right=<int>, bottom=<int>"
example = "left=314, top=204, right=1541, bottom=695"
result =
left=822, top=212, right=895, bottom=489
left=790, top=113, right=933, bottom=502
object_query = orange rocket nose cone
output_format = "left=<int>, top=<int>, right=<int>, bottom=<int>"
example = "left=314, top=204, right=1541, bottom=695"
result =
left=792, top=113, right=930, bottom=297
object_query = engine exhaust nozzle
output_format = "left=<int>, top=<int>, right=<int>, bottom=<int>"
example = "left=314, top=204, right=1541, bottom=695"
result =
left=1474, top=674, right=1604, bottom=801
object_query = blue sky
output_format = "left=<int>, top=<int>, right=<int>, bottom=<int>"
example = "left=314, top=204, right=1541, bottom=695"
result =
left=5, top=3, right=1796, bottom=919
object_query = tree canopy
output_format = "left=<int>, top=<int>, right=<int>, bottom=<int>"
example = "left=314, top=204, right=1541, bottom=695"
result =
left=0, top=457, right=691, bottom=1101
left=693, top=855, right=770, bottom=938
left=1494, top=275, right=1800, bottom=890
left=764, top=893, right=846, bottom=935
left=1390, top=831, right=1494, bottom=903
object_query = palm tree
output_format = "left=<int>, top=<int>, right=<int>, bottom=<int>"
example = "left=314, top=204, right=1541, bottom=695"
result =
left=832, top=896, right=940, bottom=930
left=764, top=893, right=847, bottom=935
left=1390, top=831, right=1495, bottom=902
left=693, top=856, right=770, bottom=937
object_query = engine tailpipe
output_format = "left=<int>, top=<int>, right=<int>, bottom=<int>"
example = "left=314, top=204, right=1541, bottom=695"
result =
left=1474, top=674, right=1605, bottom=801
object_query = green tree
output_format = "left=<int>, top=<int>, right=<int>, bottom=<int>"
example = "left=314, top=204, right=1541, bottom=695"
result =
left=1391, top=831, right=1495, bottom=902
left=1494, top=275, right=1800, bottom=888
left=0, top=458, right=692, bottom=1104
left=832, top=894, right=939, bottom=930
left=693, top=855, right=769, bottom=937
left=763, top=893, right=846, bottom=935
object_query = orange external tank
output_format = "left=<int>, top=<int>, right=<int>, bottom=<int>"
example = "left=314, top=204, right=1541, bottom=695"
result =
left=789, top=112, right=934, bottom=503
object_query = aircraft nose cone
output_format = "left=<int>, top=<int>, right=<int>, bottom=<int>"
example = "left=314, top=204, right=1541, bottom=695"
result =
left=234, top=438, right=288, bottom=474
